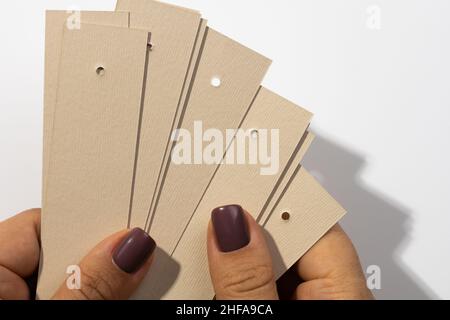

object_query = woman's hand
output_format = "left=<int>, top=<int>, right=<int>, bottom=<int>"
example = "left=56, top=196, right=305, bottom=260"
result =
left=207, top=205, right=374, bottom=300
left=1, top=206, right=373, bottom=300
left=0, top=209, right=156, bottom=300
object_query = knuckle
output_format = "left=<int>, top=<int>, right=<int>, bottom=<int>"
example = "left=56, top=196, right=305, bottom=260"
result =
left=221, top=263, right=275, bottom=298
left=77, top=267, right=117, bottom=300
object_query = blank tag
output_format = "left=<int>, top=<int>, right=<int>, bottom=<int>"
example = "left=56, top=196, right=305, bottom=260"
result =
left=186, top=87, right=312, bottom=222
left=164, top=167, right=345, bottom=299
left=115, top=2, right=206, bottom=229
left=148, top=28, right=271, bottom=252
left=117, top=0, right=200, bottom=15
left=131, top=28, right=271, bottom=300
left=147, top=18, right=209, bottom=230
left=265, top=167, right=346, bottom=279
left=42, top=11, right=129, bottom=201
left=162, top=87, right=313, bottom=299
left=259, top=132, right=315, bottom=225
left=37, top=24, right=151, bottom=299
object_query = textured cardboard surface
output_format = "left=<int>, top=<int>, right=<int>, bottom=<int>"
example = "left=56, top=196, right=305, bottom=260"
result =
left=162, top=87, right=313, bottom=299
left=158, top=166, right=345, bottom=299
left=117, top=0, right=199, bottom=15
left=39, top=1, right=348, bottom=301
left=187, top=87, right=312, bottom=222
left=265, top=167, right=346, bottom=279
left=147, top=18, right=208, bottom=230
left=42, top=11, right=129, bottom=200
left=114, top=2, right=205, bottom=229
left=148, top=28, right=271, bottom=252
left=131, top=131, right=316, bottom=300
left=130, top=28, right=271, bottom=300
left=37, top=24, right=150, bottom=299
left=259, top=131, right=315, bottom=225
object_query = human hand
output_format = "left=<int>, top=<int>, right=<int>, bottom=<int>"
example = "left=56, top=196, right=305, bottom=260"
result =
left=1, top=206, right=372, bottom=300
left=0, top=209, right=156, bottom=300
left=207, top=205, right=374, bottom=300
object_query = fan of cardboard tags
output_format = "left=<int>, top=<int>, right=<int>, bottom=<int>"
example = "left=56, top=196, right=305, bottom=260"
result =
left=37, top=0, right=345, bottom=300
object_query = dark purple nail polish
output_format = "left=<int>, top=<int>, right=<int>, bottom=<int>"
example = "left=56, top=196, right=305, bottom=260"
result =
left=112, top=228, right=156, bottom=274
left=211, top=205, right=250, bottom=253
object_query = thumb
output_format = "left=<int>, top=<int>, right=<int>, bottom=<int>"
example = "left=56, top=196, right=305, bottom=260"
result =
left=52, top=228, right=156, bottom=300
left=207, top=205, right=278, bottom=300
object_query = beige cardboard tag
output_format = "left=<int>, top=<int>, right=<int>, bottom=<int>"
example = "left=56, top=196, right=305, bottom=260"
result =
left=115, top=0, right=206, bottom=229
left=162, top=87, right=313, bottom=299
left=43, top=11, right=129, bottom=199
left=185, top=87, right=312, bottom=221
left=148, top=18, right=208, bottom=230
left=37, top=24, right=150, bottom=299
left=130, top=28, right=271, bottom=300
left=117, top=0, right=200, bottom=15
left=265, top=166, right=346, bottom=279
left=131, top=132, right=316, bottom=300
left=148, top=28, right=271, bottom=252
left=162, top=167, right=345, bottom=300
left=259, top=131, right=315, bottom=225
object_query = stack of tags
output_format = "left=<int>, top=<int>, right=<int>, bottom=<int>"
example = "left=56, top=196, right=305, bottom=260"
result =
left=37, top=0, right=346, bottom=300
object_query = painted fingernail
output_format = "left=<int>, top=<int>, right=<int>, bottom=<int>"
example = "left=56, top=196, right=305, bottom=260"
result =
left=211, top=205, right=250, bottom=253
left=113, top=228, right=156, bottom=274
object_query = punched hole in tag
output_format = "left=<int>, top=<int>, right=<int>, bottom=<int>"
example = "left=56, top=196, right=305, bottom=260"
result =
left=96, top=65, right=105, bottom=76
left=211, top=76, right=221, bottom=88
left=250, top=129, right=259, bottom=139
left=281, top=211, right=291, bottom=221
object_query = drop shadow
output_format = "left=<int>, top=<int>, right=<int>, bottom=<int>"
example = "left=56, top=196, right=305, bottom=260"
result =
left=34, top=251, right=43, bottom=300
left=263, top=229, right=288, bottom=276
left=302, top=133, right=437, bottom=299
left=132, top=247, right=181, bottom=300
left=263, top=229, right=298, bottom=300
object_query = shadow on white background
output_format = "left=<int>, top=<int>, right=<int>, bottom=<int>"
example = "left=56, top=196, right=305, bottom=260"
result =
left=303, top=133, right=437, bottom=299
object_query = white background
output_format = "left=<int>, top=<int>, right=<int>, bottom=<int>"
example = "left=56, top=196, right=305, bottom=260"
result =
left=0, top=0, right=449, bottom=299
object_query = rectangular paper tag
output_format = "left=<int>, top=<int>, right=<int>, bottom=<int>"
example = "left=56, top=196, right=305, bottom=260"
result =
left=116, top=1, right=206, bottom=229
left=265, top=166, right=346, bottom=279
left=163, top=87, right=313, bottom=299
left=42, top=11, right=129, bottom=199
left=131, top=29, right=271, bottom=300
left=37, top=24, right=150, bottom=299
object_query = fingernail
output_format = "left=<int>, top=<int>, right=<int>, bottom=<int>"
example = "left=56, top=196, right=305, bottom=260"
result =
left=211, top=205, right=250, bottom=253
left=113, top=228, right=156, bottom=274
